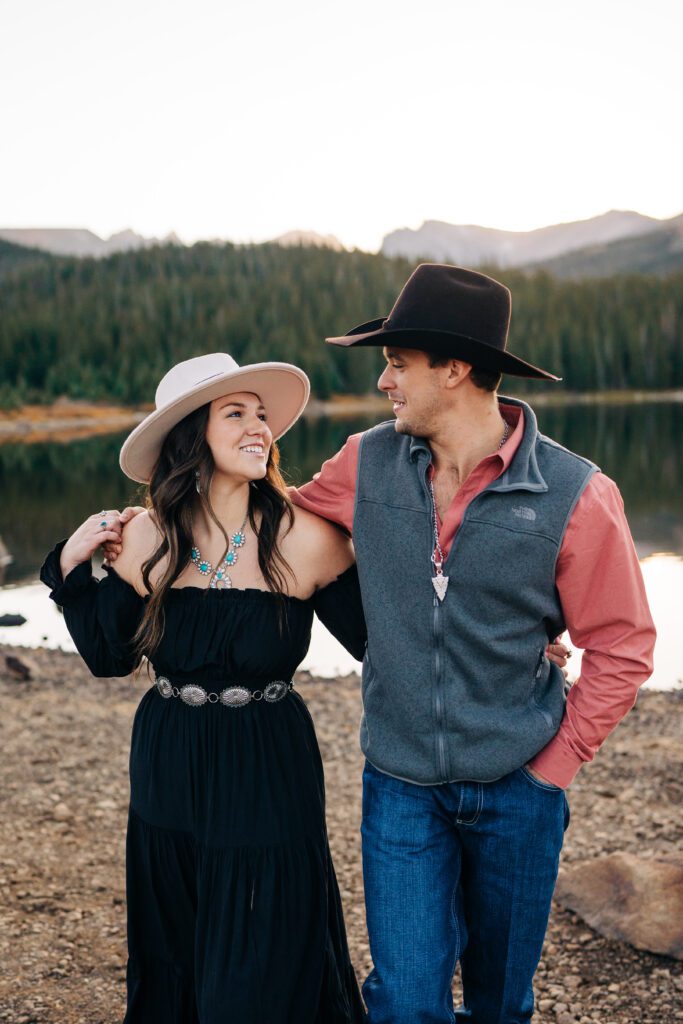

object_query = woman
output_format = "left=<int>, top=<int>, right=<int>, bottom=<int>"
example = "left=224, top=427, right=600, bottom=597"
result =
left=40, top=352, right=368, bottom=1023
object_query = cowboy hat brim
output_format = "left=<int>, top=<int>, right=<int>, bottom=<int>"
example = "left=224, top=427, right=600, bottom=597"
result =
left=326, top=319, right=561, bottom=382
left=119, top=362, right=310, bottom=484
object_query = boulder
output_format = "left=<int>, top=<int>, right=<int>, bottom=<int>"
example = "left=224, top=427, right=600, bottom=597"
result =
left=555, top=852, right=683, bottom=959
left=0, top=613, right=26, bottom=627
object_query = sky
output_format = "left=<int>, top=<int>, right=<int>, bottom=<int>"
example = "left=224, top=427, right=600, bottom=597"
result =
left=1, top=0, right=681, bottom=252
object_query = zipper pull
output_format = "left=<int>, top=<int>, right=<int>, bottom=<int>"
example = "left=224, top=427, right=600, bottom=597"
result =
left=535, top=648, right=546, bottom=677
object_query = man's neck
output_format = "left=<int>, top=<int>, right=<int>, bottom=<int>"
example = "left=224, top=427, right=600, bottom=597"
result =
left=428, top=396, right=507, bottom=490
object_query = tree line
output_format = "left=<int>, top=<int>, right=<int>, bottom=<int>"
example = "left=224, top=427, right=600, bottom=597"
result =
left=0, top=241, right=681, bottom=408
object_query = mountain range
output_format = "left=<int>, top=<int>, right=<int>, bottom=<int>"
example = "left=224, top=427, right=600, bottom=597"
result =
left=1, top=210, right=682, bottom=277
left=0, top=227, right=181, bottom=259
left=0, top=227, right=342, bottom=259
left=381, top=210, right=683, bottom=272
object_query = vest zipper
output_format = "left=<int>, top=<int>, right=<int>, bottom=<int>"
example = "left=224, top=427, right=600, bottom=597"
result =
left=421, top=453, right=450, bottom=782
left=535, top=647, right=546, bottom=677
left=433, top=589, right=449, bottom=781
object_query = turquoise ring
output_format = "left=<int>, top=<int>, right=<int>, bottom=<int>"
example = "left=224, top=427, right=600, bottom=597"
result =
left=100, top=520, right=108, bottom=528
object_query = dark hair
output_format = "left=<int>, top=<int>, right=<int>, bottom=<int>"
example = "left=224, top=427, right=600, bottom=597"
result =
left=131, top=401, right=294, bottom=663
left=427, top=352, right=502, bottom=393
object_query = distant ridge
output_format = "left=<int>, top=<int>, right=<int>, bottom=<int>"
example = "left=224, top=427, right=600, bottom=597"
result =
left=271, top=230, right=345, bottom=251
left=0, top=237, right=52, bottom=280
left=0, top=227, right=348, bottom=258
left=3, top=210, right=682, bottom=277
left=0, top=227, right=181, bottom=258
left=381, top=210, right=668, bottom=267
left=523, top=215, right=683, bottom=278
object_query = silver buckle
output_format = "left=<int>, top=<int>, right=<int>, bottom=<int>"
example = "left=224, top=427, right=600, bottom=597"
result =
left=219, top=686, right=252, bottom=708
left=156, top=676, right=173, bottom=699
left=155, top=676, right=292, bottom=708
left=179, top=685, right=208, bottom=707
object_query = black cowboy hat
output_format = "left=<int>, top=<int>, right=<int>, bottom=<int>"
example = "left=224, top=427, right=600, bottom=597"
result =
left=326, top=263, right=561, bottom=381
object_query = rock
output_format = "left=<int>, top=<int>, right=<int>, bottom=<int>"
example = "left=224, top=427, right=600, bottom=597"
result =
left=555, top=852, right=683, bottom=959
left=3, top=653, right=35, bottom=680
left=0, top=614, right=26, bottom=627
left=52, top=803, right=72, bottom=822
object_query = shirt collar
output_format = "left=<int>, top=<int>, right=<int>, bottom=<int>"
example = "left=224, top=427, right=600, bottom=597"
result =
left=497, top=402, right=524, bottom=471
left=408, top=400, right=524, bottom=468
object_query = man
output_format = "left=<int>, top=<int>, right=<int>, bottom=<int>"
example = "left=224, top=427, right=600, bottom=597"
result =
left=290, top=264, right=656, bottom=1023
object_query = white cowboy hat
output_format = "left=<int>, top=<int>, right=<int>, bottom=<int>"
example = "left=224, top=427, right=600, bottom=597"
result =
left=119, top=353, right=310, bottom=483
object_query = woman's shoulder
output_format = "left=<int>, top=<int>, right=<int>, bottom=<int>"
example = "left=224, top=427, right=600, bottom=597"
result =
left=114, top=510, right=162, bottom=595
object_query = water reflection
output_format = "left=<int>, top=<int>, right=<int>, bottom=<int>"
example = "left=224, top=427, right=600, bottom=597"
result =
left=0, top=400, right=681, bottom=686
left=0, top=399, right=681, bottom=583
left=0, top=552, right=680, bottom=689
left=531, top=401, right=683, bottom=557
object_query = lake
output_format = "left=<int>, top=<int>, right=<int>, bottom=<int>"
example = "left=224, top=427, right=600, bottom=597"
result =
left=0, top=398, right=681, bottom=687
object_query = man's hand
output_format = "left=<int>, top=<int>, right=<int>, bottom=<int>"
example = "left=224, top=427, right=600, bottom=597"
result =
left=524, top=765, right=561, bottom=786
left=546, top=640, right=572, bottom=678
left=101, top=506, right=146, bottom=562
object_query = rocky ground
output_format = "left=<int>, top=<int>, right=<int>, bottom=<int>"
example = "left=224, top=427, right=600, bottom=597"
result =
left=0, top=644, right=681, bottom=1024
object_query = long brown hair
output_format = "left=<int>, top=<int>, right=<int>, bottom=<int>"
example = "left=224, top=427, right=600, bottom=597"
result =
left=131, top=401, right=295, bottom=663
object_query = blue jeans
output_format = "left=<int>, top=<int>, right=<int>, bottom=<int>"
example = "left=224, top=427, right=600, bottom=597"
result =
left=361, top=760, right=570, bottom=1024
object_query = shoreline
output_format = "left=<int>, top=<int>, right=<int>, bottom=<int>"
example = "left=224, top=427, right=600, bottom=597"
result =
left=1, top=389, right=683, bottom=444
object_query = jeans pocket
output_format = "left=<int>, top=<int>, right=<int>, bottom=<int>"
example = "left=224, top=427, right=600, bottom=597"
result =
left=518, top=764, right=563, bottom=792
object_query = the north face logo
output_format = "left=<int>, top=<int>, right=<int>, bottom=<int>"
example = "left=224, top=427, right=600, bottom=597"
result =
left=512, top=506, right=536, bottom=521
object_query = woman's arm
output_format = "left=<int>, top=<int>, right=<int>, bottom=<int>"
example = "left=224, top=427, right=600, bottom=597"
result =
left=285, top=507, right=366, bottom=659
left=312, top=563, right=367, bottom=661
left=41, top=512, right=148, bottom=678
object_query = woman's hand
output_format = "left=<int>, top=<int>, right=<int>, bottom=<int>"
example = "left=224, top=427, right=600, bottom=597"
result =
left=546, top=640, right=572, bottom=677
left=100, top=506, right=145, bottom=563
left=59, top=510, right=129, bottom=579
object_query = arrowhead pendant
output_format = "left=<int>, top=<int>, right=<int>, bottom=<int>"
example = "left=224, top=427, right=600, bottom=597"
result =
left=432, top=575, right=449, bottom=601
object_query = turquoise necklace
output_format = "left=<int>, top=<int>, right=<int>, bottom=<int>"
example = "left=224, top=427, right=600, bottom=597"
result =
left=191, top=511, right=248, bottom=589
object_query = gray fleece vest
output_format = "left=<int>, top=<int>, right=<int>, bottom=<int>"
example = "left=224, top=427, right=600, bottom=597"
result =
left=353, top=397, right=598, bottom=785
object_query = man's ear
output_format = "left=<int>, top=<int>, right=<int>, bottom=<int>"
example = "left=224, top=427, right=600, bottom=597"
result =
left=443, top=359, right=473, bottom=389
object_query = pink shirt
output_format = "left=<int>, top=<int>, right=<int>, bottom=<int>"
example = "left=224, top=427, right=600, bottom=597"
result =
left=291, top=403, right=656, bottom=788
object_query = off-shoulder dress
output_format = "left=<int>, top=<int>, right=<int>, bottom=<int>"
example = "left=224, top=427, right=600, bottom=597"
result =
left=41, top=541, right=368, bottom=1024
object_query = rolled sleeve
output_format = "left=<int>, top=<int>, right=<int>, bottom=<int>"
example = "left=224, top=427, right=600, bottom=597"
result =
left=289, top=433, right=362, bottom=534
left=528, top=473, right=656, bottom=788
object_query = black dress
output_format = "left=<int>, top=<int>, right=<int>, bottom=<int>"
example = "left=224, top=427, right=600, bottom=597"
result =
left=41, top=541, right=368, bottom=1024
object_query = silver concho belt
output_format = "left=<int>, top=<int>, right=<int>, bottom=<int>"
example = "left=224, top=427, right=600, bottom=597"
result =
left=155, top=675, right=293, bottom=708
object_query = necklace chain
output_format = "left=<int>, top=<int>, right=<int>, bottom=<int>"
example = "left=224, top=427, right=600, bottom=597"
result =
left=191, top=511, right=249, bottom=590
left=429, top=418, right=510, bottom=579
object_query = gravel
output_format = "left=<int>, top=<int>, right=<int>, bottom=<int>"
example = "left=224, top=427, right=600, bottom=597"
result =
left=0, top=645, right=681, bottom=1023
